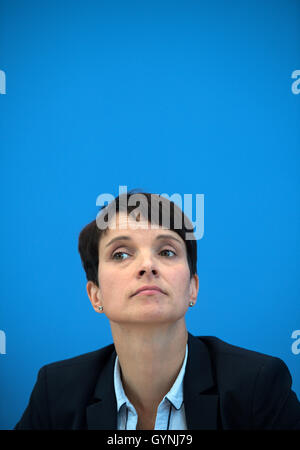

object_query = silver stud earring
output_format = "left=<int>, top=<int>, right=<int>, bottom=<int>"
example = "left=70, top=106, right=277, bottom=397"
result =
left=189, top=302, right=194, bottom=307
left=98, top=306, right=103, bottom=311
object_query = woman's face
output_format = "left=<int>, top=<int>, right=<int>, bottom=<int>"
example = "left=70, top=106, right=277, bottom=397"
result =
left=88, top=212, right=198, bottom=326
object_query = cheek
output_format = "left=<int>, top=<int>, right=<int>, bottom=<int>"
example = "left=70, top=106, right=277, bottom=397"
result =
left=98, top=268, right=114, bottom=297
left=169, top=265, right=191, bottom=293
left=98, top=267, right=128, bottom=299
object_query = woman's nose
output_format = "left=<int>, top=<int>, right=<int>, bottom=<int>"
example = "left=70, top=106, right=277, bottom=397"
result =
left=137, top=253, right=159, bottom=277
left=138, top=267, right=158, bottom=277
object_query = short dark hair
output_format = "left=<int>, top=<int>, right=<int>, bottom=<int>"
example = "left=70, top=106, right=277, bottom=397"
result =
left=78, top=190, right=197, bottom=286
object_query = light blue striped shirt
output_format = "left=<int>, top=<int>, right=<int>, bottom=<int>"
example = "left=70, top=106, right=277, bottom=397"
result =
left=113, top=344, right=188, bottom=430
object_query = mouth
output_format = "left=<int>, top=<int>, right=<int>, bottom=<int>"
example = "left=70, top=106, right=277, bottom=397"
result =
left=132, top=286, right=166, bottom=297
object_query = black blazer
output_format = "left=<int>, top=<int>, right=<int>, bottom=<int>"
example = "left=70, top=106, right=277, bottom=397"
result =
left=14, top=332, right=300, bottom=430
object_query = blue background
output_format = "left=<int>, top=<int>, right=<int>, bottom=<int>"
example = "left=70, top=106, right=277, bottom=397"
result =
left=1, top=0, right=299, bottom=429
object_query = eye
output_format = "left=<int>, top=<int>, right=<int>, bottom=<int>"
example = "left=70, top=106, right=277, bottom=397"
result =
left=112, top=251, right=130, bottom=261
left=160, top=249, right=176, bottom=257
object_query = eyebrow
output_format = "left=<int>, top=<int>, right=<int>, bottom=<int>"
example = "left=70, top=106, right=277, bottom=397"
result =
left=105, top=234, right=183, bottom=248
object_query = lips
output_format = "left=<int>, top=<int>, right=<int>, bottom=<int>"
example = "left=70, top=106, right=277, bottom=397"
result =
left=132, top=285, right=165, bottom=296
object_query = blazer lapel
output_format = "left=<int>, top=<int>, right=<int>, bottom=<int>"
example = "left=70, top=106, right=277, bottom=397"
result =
left=184, top=333, right=219, bottom=430
left=86, top=349, right=118, bottom=430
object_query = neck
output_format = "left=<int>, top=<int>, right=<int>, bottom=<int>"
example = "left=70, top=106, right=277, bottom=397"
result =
left=110, top=320, right=188, bottom=415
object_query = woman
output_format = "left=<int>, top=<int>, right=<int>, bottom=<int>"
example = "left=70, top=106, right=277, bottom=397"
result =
left=14, top=191, right=300, bottom=429
left=84, top=192, right=198, bottom=430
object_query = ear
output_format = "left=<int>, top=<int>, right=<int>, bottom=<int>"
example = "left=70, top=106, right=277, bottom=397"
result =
left=86, top=281, right=104, bottom=313
left=189, top=274, right=199, bottom=306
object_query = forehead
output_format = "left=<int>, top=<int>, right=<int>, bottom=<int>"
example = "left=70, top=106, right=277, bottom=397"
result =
left=99, top=212, right=184, bottom=245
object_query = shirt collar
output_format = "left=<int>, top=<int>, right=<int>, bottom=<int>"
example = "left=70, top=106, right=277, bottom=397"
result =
left=114, top=343, right=188, bottom=412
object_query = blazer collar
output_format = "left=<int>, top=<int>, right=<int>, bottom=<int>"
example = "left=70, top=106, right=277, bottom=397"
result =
left=86, top=349, right=118, bottom=430
left=86, top=332, right=218, bottom=430
left=184, top=332, right=219, bottom=429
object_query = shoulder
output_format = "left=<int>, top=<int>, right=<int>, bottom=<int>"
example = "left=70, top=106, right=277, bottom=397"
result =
left=196, top=335, right=282, bottom=364
left=38, top=343, right=116, bottom=393
left=188, top=335, right=300, bottom=429
left=15, top=343, right=117, bottom=429
left=193, top=335, right=291, bottom=387
left=43, top=342, right=115, bottom=371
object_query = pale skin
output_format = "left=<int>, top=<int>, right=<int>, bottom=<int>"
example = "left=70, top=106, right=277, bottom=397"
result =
left=86, top=212, right=199, bottom=430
